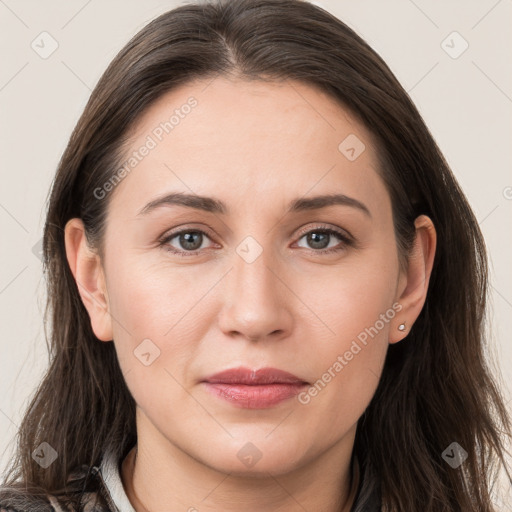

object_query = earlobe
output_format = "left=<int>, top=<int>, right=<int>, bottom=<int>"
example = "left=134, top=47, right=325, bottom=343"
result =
left=389, top=215, right=437, bottom=344
left=64, top=218, right=113, bottom=342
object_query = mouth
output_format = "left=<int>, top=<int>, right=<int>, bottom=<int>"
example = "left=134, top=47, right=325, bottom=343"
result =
left=201, top=366, right=309, bottom=409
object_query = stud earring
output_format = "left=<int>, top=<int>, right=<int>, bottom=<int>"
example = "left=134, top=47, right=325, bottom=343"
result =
left=398, top=322, right=406, bottom=331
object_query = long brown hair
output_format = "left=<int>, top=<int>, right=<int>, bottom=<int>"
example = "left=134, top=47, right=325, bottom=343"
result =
left=1, top=1, right=510, bottom=510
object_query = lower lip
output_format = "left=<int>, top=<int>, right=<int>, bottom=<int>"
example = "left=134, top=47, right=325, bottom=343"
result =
left=202, top=382, right=307, bottom=409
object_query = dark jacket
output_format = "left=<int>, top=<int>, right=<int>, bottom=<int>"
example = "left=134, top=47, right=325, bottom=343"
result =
left=0, top=449, right=381, bottom=511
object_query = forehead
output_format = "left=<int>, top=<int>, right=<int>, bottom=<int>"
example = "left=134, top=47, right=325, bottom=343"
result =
left=107, top=76, right=390, bottom=221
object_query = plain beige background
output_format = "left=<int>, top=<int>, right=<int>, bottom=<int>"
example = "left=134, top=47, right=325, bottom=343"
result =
left=1, top=0, right=511, bottom=502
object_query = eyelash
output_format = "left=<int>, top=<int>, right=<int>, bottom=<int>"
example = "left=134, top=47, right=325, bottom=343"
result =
left=158, top=224, right=354, bottom=258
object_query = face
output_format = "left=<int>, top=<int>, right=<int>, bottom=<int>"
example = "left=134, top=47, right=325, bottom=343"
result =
left=79, top=76, right=411, bottom=476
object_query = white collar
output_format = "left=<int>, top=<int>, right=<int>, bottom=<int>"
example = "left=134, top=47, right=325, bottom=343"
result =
left=99, top=450, right=136, bottom=512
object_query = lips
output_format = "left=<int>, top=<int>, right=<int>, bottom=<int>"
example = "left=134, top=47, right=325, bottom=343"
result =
left=203, top=366, right=309, bottom=385
left=201, top=367, right=309, bottom=409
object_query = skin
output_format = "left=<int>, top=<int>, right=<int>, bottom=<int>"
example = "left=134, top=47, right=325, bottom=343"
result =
left=65, top=76, right=436, bottom=512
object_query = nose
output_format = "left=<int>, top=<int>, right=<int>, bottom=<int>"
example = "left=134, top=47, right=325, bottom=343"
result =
left=217, top=247, right=293, bottom=343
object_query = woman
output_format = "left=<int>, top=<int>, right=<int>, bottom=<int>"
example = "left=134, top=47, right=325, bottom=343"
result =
left=1, top=0, right=510, bottom=510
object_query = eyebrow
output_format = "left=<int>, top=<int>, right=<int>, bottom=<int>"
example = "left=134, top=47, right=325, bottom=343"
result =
left=137, top=192, right=371, bottom=218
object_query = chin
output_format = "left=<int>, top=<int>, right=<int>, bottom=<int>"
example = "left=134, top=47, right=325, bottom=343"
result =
left=197, top=438, right=307, bottom=477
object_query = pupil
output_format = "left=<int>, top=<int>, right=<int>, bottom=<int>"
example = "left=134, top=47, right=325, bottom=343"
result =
left=181, top=232, right=202, bottom=250
left=308, top=231, right=329, bottom=249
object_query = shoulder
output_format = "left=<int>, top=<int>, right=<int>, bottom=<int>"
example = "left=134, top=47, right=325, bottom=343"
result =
left=0, top=464, right=114, bottom=512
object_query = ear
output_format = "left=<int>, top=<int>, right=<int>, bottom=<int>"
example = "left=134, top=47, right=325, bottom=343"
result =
left=389, top=214, right=437, bottom=344
left=64, top=218, right=113, bottom=342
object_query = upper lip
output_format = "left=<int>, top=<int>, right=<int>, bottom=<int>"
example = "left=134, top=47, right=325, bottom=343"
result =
left=203, top=366, right=308, bottom=385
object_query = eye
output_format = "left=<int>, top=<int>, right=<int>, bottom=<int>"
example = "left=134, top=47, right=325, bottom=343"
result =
left=294, top=225, right=353, bottom=254
left=159, top=228, right=216, bottom=257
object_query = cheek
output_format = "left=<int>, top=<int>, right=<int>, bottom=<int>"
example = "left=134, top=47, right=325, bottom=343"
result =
left=104, top=259, right=188, bottom=377
left=106, top=254, right=207, bottom=339
left=300, top=278, right=393, bottom=400
left=105, top=257, right=216, bottom=401
left=295, top=304, right=390, bottom=449
left=292, top=256, right=397, bottom=430
left=295, top=248, right=398, bottom=345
